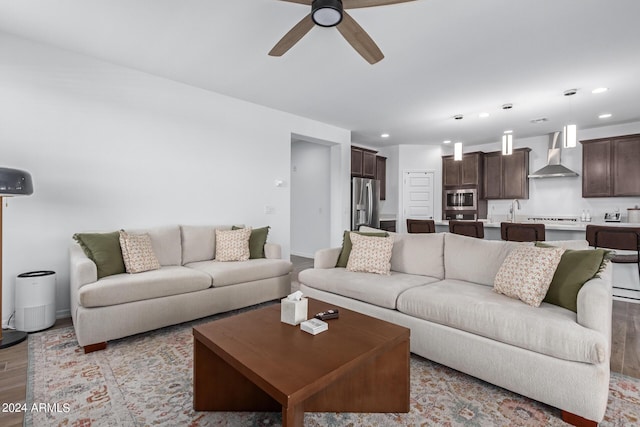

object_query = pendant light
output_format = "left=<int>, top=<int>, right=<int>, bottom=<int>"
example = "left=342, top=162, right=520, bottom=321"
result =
left=563, top=124, right=577, bottom=148
left=454, top=142, right=463, bottom=161
left=563, top=89, right=578, bottom=148
left=502, top=132, right=513, bottom=155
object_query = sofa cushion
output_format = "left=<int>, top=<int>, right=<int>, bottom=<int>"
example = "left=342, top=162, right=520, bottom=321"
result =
left=78, top=266, right=212, bottom=308
left=299, top=267, right=438, bottom=309
left=232, top=225, right=270, bottom=259
left=391, top=232, right=444, bottom=279
left=119, top=231, right=161, bottom=274
left=73, top=231, right=125, bottom=279
left=493, top=245, right=565, bottom=307
left=186, top=258, right=292, bottom=287
left=215, top=227, right=251, bottom=261
left=346, top=232, right=394, bottom=275
left=540, top=246, right=612, bottom=312
left=444, top=232, right=523, bottom=286
left=126, top=225, right=182, bottom=266
left=181, top=225, right=216, bottom=264
left=336, top=230, right=388, bottom=267
left=396, top=279, right=607, bottom=364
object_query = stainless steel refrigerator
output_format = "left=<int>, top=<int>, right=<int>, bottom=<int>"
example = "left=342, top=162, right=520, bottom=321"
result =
left=351, top=177, right=380, bottom=230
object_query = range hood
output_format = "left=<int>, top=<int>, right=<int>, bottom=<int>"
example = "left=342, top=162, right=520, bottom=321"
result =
left=528, top=132, right=579, bottom=178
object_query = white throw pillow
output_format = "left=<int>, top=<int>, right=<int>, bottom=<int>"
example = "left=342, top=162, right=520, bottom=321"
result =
left=119, top=231, right=161, bottom=274
left=215, top=227, right=251, bottom=262
left=493, top=245, right=565, bottom=307
left=346, top=232, right=394, bottom=275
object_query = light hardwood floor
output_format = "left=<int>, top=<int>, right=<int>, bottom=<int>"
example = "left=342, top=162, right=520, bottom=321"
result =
left=1, top=256, right=638, bottom=427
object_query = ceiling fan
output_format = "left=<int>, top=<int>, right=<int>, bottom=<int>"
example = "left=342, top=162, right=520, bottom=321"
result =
left=268, top=0, right=416, bottom=64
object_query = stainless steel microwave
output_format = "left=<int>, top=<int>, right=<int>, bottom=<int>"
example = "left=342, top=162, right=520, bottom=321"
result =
left=444, top=189, right=477, bottom=211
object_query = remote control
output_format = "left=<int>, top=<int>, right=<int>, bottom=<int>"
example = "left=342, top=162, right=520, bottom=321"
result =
left=314, top=309, right=339, bottom=320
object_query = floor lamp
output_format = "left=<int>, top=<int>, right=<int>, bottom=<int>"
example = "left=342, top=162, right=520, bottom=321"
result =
left=0, top=167, right=34, bottom=349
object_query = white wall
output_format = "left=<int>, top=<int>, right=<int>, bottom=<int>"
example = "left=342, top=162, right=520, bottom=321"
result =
left=290, top=140, right=331, bottom=257
left=0, top=33, right=351, bottom=325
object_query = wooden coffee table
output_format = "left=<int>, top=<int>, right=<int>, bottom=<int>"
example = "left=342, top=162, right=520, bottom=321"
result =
left=193, top=298, right=410, bottom=426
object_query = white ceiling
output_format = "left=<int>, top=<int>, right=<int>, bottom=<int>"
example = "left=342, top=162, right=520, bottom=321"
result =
left=1, top=0, right=639, bottom=147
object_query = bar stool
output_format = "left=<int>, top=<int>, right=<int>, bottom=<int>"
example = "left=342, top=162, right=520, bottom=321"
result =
left=449, top=220, right=484, bottom=239
left=500, top=222, right=546, bottom=242
left=585, top=225, right=640, bottom=282
left=406, top=219, right=435, bottom=233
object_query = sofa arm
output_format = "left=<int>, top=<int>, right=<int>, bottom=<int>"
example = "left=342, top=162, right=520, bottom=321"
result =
left=576, top=262, right=613, bottom=344
left=264, top=242, right=282, bottom=259
left=69, top=244, right=98, bottom=291
left=314, top=247, right=342, bottom=269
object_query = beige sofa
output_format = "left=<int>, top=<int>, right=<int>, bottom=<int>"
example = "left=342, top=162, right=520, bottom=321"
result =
left=299, top=230, right=612, bottom=425
left=70, top=225, right=292, bottom=352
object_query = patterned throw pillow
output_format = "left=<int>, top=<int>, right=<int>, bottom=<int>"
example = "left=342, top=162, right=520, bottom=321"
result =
left=119, top=231, right=161, bottom=274
left=346, top=232, right=394, bottom=275
left=493, top=245, right=565, bottom=307
left=215, top=227, right=252, bottom=262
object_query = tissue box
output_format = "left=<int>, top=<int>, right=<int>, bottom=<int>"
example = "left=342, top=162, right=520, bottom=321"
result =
left=281, top=297, right=308, bottom=326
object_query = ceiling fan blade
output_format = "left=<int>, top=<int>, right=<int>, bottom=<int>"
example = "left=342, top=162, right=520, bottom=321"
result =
left=269, top=13, right=315, bottom=57
left=343, top=0, right=416, bottom=9
left=336, top=11, right=384, bottom=64
left=276, top=0, right=311, bottom=4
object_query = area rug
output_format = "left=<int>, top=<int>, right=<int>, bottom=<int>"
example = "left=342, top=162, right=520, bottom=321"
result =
left=27, top=306, right=640, bottom=426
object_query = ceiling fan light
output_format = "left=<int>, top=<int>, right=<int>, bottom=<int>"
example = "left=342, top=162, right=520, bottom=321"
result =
left=312, top=0, right=343, bottom=27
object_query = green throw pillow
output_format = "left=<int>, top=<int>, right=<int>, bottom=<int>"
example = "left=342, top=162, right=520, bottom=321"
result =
left=536, top=242, right=611, bottom=312
left=232, top=226, right=270, bottom=259
left=336, top=230, right=389, bottom=268
left=73, top=231, right=126, bottom=279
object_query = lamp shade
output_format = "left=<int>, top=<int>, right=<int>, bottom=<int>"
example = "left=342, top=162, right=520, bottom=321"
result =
left=0, top=167, right=34, bottom=196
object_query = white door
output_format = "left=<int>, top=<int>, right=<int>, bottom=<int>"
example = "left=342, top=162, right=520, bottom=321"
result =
left=402, top=171, right=435, bottom=233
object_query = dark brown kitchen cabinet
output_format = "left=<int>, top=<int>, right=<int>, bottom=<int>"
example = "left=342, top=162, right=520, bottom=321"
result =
left=442, top=152, right=482, bottom=187
left=581, top=134, right=640, bottom=197
left=379, top=219, right=396, bottom=232
left=482, top=152, right=502, bottom=199
left=351, top=146, right=377, bottom=178
left=376, top=155, right=387, bottom=200
left=482, top=148, right=530, bottom=199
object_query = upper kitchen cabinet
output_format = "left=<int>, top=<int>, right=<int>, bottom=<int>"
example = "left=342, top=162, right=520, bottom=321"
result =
left=482, top=148, right=531, bottom=199
left=581, top=134, right=640, bottom=197
left=376, top=155, right=387, bottom=200
left=442, top=152, right=483, bottom=187
left=351, top=146, right=377, bottom=178
left=351, top=146, right=387, bottom=200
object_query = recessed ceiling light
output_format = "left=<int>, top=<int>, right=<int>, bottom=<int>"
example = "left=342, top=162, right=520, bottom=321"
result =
left=479, top=112, right=490, bottom=118
left=380, top=133, right=390, bottom=138
left=443, top=140, right=451, bottom=144
left=563, top=89, right=578, bottom=96
left=503, top=130, right=513, bottom=134
left=453, top=114, right=464, bottom=120
left=592, top=87, right=608, bottom=94
left=501, top=103, right=513, bottom=110
left=599, top=113, right=612, bottom=119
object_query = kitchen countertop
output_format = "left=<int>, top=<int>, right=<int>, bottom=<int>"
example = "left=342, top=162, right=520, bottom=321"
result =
left=435, top=219, right=640, bottom=232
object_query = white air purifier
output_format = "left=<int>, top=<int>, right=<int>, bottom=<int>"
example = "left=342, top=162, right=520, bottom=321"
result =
left=15, top=271, right=56, bottom=332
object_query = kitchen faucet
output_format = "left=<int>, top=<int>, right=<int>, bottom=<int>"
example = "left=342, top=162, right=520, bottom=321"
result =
left=510, top=199, right=521, bottom=222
